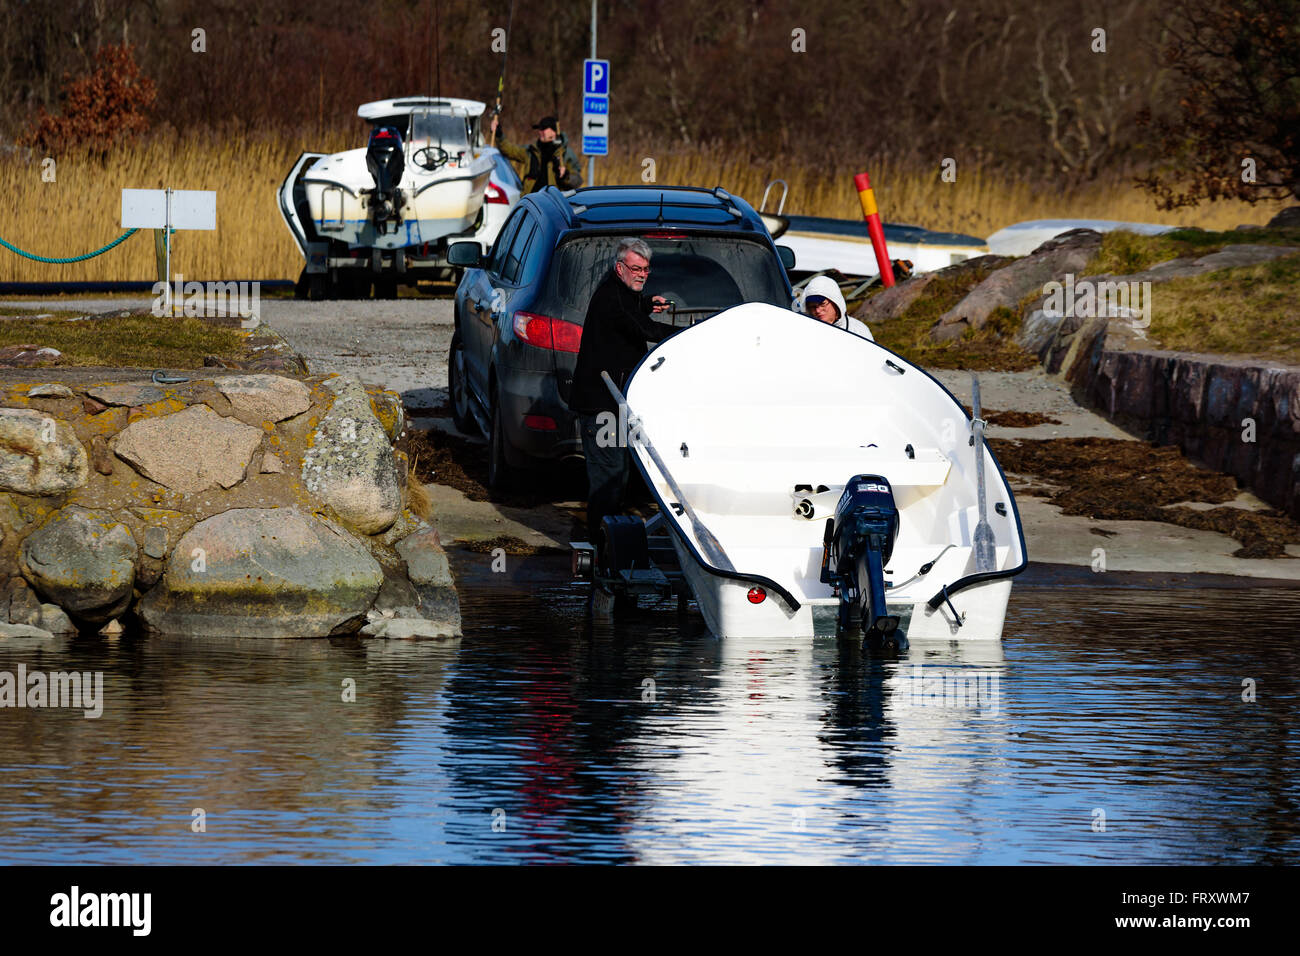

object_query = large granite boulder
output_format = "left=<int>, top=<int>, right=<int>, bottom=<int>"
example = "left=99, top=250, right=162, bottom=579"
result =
left=135, top=507, right=384, bottom=637
left=395, top=525, right=461, bottom=637
left=853, top=255, right=1013, bottom=324
left=216, top=374, right=312, bottom=424
left=0, top=408, right=89, bottom=494
left=19, top=506, right=137, bottom=624
left=113, top=404, right=263, bottom=493
left=302, top=377, right=402, bottom=535
left=931, top=229, right=1102, bottom=342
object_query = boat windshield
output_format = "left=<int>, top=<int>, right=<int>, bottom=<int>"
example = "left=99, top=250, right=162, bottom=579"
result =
left=550, top=235, right=791, bottom=327
left=407, top=110, right=473, bottom=150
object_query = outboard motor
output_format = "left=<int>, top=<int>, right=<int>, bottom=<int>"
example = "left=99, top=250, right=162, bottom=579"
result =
left=365, top=125, right=406, bottom=230
left=822, top=474, right=904, bottom=649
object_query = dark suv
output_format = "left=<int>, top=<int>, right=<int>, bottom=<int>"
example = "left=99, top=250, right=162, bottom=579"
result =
left=446, top=185, right=796, bottom=488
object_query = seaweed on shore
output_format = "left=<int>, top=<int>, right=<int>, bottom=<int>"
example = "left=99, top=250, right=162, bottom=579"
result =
left=993, top=436, right=1300, bottom=558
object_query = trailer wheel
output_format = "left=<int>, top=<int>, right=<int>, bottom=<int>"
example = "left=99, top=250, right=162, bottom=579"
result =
left=307, top=273, right=329, bottom=301
left=374, top=278, right=399, bottom=299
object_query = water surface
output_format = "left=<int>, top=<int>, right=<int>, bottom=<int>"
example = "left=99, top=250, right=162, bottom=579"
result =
left=0, top=561, right=1295, bottom=864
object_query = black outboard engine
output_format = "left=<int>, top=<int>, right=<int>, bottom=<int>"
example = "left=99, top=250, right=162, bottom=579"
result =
left=822, top=475, right=904, bottom=649
left=365, top=125, right=406, bottom=230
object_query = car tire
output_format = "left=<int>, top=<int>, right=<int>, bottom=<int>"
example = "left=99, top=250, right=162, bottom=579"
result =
left=488, top=387, right=521, bottom=493
left=448, top=331, right=477, bottom=435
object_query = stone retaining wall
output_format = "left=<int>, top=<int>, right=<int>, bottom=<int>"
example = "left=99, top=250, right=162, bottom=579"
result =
left=1038, top=318, right=1300, bottom=519
left=0, top=369, right=459, bottom=639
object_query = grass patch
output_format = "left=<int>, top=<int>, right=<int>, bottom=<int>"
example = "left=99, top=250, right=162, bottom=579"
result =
left=0, top=306, right=87, bottom=318
left=1083, top=227, right=1300, bottom=276
left=1142, top=252, right=1300, bottom=362
left=0, top=311, right=248, bottom=367
left=874, top=302, right=1038, bottom=371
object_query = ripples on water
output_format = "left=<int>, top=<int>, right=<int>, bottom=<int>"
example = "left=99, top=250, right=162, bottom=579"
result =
left=0, top=560, right=1296, bottom=864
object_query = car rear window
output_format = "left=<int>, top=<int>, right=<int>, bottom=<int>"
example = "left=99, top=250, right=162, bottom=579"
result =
left=547, top=234, right=790, bottom=326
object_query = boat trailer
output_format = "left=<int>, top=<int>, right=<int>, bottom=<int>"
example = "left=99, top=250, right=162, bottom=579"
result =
left=570, top=513, right=692, bottom=616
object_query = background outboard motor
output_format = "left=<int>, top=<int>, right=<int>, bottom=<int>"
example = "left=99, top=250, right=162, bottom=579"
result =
left=822, top=474, right=904, bottom=649
left=365, top=125, right=406, bottom=230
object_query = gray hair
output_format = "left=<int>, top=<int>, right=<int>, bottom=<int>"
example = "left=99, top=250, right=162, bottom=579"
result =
left=615, top=237, right=652, bottom=265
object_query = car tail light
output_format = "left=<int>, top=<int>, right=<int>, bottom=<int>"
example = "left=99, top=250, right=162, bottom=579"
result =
left=513, top=312, right=582, bottom=353
left=643, top=230, right=687, bottom=239
left=523, top=415, right=558, bottom=431
left=485, top=182, right=509, bottom=204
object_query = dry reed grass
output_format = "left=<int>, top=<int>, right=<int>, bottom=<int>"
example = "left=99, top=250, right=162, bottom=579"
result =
left=0, top=129, right=1286, bottom=283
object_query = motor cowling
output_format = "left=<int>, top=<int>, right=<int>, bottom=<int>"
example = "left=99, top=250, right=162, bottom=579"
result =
left=827, top=474, right=904, bottom=647
left=365, top=125, right=406, bottom=226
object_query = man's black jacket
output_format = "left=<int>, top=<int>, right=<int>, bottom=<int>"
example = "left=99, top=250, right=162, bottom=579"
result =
left=569, top=271, right=676, bottom=414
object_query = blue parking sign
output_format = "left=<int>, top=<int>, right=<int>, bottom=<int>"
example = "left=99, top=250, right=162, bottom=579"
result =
left=584, top=59, right=609, bottom=96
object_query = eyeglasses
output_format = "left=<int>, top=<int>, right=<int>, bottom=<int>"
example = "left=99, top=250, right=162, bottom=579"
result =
left=619, top=262, right=651, bottom=276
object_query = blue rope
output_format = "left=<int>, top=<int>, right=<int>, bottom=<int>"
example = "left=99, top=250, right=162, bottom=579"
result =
left=0, top=228, right=141, bottom=263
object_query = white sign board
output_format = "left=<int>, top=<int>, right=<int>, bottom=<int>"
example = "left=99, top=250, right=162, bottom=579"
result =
left=121, top=189, right=216, bottom=230
left=582, top=94, right=609, bottom=156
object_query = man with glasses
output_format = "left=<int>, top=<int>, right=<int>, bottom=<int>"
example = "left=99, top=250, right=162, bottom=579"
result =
left=570, top=238, right=673, bottom=543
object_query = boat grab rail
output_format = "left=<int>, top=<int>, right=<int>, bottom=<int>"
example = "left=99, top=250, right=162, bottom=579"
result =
left=602, top=373, right=803, bottom=613
left=602, top=372, right=733, bottom=572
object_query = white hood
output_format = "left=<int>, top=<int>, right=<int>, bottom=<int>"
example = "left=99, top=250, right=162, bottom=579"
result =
left=798, top=275, right=873, bottom=340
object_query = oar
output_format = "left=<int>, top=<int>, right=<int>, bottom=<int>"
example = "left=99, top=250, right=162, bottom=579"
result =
left=602, top=372, right=734, bottom=572
left=971, top=374, right=997, bottom=572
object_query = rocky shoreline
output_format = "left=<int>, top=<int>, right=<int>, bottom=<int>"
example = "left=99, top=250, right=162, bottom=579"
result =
left=856, top=210, right=1300, bottom=556
left=0, top=353, right=459, bottom=640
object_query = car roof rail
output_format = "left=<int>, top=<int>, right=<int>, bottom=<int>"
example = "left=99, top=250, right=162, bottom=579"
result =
left=712, top=185, right=744, bottom=220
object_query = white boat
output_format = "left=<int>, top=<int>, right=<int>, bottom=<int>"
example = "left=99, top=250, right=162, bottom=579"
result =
left=278, top=97, right=510, bottom=297
left=615, top=302, right=1027, bottom=645
left=759, top=213, right=990, bottom=280
left=985, top=219, right=1177, bottom=257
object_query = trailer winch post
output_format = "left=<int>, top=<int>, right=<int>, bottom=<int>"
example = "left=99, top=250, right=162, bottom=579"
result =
left=854, top=172, right=894, bottom=287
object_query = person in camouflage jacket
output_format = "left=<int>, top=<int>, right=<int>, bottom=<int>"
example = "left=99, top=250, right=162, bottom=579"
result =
left=491, top=114, right=583, bottom=192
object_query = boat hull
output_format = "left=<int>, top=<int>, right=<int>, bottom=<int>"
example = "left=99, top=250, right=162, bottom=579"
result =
left=671, top=530, right=1012, bottom=640
left=301, top=147, right=492, bottom=250
left=624, top=302, right=1027, bottom=642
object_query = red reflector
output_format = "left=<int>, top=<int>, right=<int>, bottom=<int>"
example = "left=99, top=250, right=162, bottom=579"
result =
left=485, top=182, right=509, bottom=204
left=523, top=415, right=557, bottom=431
left=513, top=312, right=582, bottom=352
left=747, top=587, right=767, bottom=604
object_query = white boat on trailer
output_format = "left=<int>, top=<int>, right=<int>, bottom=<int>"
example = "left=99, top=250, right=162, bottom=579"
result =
left=600, top=302, right=1027, bottom=647
left=279, top=96, right=500, bottom=296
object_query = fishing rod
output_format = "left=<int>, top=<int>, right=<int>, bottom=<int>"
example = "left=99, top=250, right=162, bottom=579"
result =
left=489, top=0, right=515, bottom=147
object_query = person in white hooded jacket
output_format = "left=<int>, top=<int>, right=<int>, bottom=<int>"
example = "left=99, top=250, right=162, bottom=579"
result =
left=796, top=275, right=874, bottom=340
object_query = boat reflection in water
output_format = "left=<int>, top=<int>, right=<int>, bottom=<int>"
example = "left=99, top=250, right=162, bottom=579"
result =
left=618, top=634, right=1008, bottom=864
